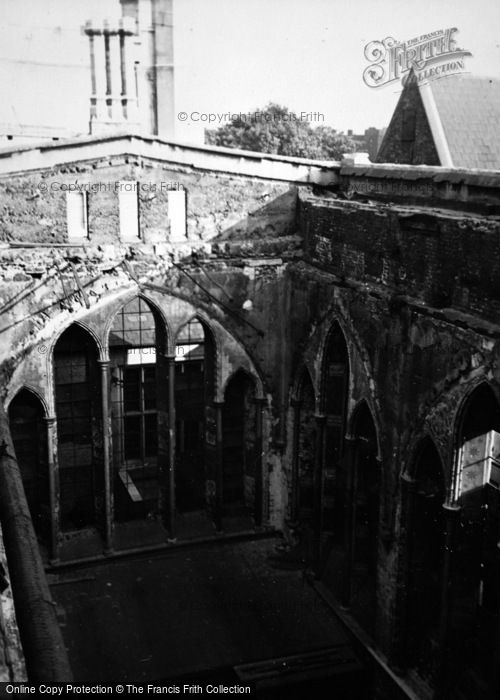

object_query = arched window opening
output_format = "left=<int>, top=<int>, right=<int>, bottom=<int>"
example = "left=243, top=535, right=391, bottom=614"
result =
left=222, top=371, right=257, bottom=515
left=406, top=439, right=444, bottom=671
left=54, top=324, right=102, bottom=531
left=349, top=403, right=379, bottom=635
left=320, top=323, right=349, bottom=589
left=322, top=324, right=349, bottom=543
left=451, top=384, right=500, bottom=690
left=176, top=318, right=205, bottom=364
left=8, top=389, right=49, bottom=540
left=175, top=318, right=216, bottom=513
left=109, top=297, right=163, bottom=522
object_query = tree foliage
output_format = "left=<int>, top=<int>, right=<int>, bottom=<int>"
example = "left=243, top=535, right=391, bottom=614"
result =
left=205, top=103, right=356, bottom=160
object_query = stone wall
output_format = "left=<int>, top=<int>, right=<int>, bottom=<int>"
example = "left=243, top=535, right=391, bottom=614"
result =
left=0, top=157, right=297, bottom=245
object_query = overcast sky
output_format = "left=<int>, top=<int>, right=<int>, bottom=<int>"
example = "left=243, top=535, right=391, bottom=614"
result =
left=1, top=0, right=499, bottom=143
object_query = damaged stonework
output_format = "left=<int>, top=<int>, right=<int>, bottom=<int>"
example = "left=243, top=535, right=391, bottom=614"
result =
left=0, top=524, right=26, bottom=681
left=0, top=402, right=72, bottom=681
left=289, top=173, right=500, bottom=698
left=0, top=243, right=293, bottom=561
left=0, top=157, right=300, bottom=246
left=2, top=135, right=500, bottom=699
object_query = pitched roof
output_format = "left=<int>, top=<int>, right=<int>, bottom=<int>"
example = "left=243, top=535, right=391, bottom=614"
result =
left=421, top=73, right=500, bottom=170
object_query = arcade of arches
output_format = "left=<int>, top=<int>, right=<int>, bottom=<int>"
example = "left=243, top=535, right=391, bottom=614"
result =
left=8, top=295, right=265, bottom=557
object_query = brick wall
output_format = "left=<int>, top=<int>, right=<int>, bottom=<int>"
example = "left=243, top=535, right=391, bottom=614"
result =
left=301, top=196, right=500, bottom=324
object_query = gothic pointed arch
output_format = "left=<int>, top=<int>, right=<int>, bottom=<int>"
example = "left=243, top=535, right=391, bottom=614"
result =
left=174, top=315, right=216, bottom=513
left=53, top=323, right=102, bottom=531
left=320, top=320, right=350, bottom=558
left=108, top=295, right=166, bottom=523
left=449, top=382, right=500, bottom=694
left=8, top=387, right=49, bottom=540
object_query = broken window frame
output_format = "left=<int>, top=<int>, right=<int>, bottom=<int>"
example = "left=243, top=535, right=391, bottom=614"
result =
left=109, top=297, right=160, bottom=516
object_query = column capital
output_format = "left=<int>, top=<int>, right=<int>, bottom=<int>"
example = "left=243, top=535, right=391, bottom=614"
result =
left=43, top=416, right=57, bottom=426
left=213, top=399, right=225, bottom=407
left=98, top=359, right=111, bottom=368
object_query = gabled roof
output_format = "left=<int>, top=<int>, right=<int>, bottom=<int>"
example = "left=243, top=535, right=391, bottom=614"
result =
left=420, top=73, right=500, bottom=170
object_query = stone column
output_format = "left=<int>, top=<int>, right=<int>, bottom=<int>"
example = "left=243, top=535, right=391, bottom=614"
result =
left=254, top=398, right=266, bottom=528
left=290, top=398, right=302, bottom=524
left=128, top=40, right=139, bottom=125
left=44, top=416, right=59, bottom=564
left=103, top=29, right=112, bottom=119
left=313, top=412, right=326, bottom=575
left=99, top=360, right=113, bottom=555
left=340, top=434, right=356, bottom=609
left=109, top=32, right=123, bottom=122
left=92, top=30, right=107, bottom=122
left=119, top=30, right=127, bottom=118
left=167, top=355, right=176, bottom=540
left=435, top=502, right=461, bottom=699
left=85, top=19, right=137, bottom=132
left=88, top=32, right=97, bottom=120
left=214, top=400, right=224, bottom=533
left=389, top=473, right=418, bottom=672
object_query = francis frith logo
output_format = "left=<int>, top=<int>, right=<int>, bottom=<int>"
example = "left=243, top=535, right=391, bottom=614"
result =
left=363, top=28, right=472, bottom=88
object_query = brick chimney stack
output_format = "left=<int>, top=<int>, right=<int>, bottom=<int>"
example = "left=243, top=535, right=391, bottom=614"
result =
left=85, top=0, right=175, bottom=140
left=84, top=17, right=139, bottom=135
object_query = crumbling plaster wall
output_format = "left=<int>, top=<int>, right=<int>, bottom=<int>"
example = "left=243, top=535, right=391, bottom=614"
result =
left=0, top=155, right=305, bottom=531
left=0, top=157, right=297, bottom=245
left=0, top=241, right=299, bottom=530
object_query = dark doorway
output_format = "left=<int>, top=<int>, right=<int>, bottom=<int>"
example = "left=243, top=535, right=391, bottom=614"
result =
left=323, top=324, right=349, bottom=543
left=320, top=323, right=349, bottom=591
left=222, top=371, right=257, bottom=513
left=450, top=384, right=500, bottom=698
left=54, top=324, right=102, bottom=531
left=175, top=318, right=215, bottom=513
left=8, top=389, right=49, bottom=540
left=406, top=439, right=444, bottom=675
left=349, top=403, right=379, bottom=636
